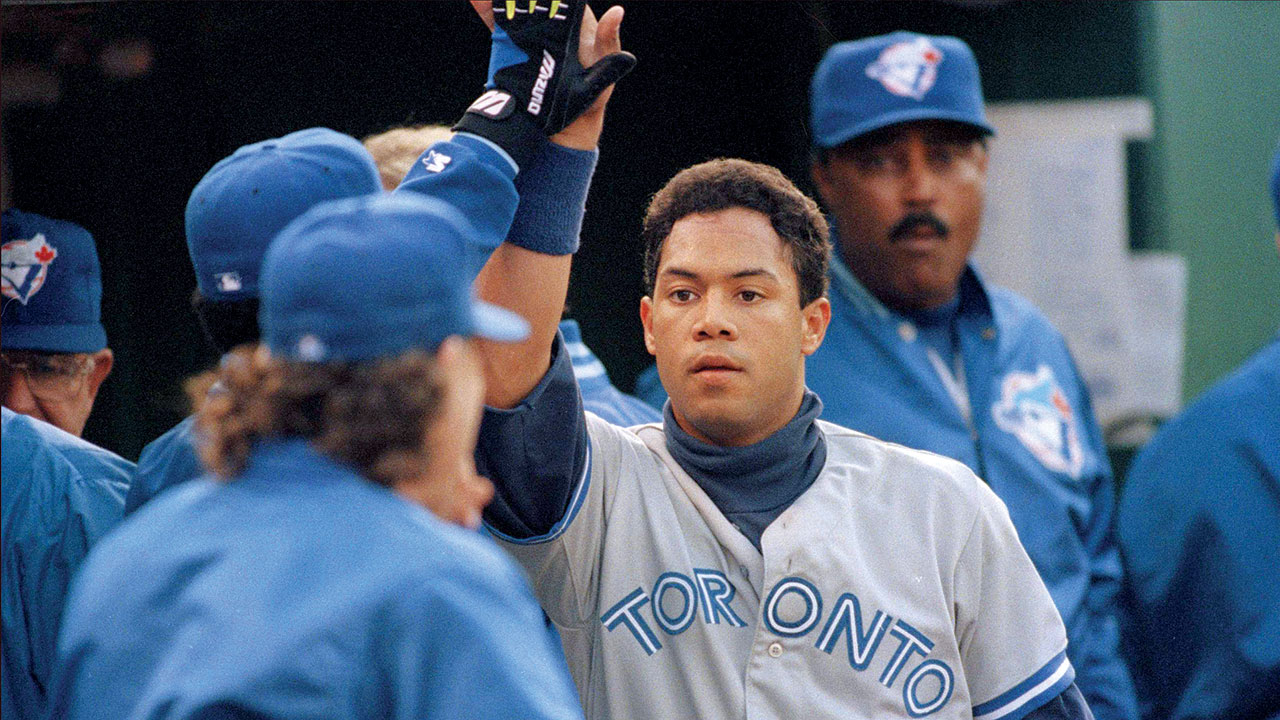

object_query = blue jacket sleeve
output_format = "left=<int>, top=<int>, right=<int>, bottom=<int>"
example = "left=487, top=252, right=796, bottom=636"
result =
left=392, top=133, right=520, bottom=276
left=1068, top=357, right=1139, bottom=720
left=476, top=333, right=590, bottom=541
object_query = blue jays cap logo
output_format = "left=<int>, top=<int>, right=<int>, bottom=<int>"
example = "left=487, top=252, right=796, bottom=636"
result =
left=992, top=365, right=1085, bottom=479
left=865, top=37, right=943, bottom=100
left=1, top=233, right=58, bottom=305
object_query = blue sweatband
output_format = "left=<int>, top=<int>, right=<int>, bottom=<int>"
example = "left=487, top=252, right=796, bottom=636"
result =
left=507, top=141, right=598, bottom=255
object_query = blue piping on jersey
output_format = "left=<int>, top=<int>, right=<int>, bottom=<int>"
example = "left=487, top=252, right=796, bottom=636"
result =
left=484, top=443, right=592, bottom=546
left=973, top=650, right=1075, bottom=720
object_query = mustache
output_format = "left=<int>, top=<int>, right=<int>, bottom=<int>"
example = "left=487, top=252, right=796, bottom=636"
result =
left=888, top=212, right=949, bottom=241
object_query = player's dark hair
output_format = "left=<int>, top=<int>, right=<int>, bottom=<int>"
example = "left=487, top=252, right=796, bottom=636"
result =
left=191, top=290, right=261, bottom=355
left=189, top=346, right=442, bottom=488
left=641, top=158, right=830, bottom=306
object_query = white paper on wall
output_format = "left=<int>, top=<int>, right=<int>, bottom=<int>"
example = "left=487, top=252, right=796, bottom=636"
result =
left=972, top=97, right=1185, bottom=428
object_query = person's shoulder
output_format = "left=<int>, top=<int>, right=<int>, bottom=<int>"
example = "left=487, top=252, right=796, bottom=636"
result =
left=983, top=282, right=1065, bottom=340
left=1201, top=336, right=1280, bottom=408
left=1132, top=336, right=1280, bottom=469
left=19, top=412, right=134, bottom=486
left=584, top=408, right=662, bottom=446
left=387, top=509, right=536, bottom=610
left=1, top=409, right=129, bottom=509
left=817, top=419, right=999, bottom=512
left=138, top=415, right=198, bottom=467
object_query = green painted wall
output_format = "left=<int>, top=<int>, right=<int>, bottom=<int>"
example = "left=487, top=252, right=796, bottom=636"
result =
left=1142, top=1, right=1280, bottom=401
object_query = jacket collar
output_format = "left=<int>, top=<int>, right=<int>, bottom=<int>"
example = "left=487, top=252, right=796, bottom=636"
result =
left=828, top=245, right=994, bottom=324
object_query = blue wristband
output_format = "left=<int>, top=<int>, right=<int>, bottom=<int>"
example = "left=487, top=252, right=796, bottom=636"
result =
left=507, top=142, right=599, bottom=255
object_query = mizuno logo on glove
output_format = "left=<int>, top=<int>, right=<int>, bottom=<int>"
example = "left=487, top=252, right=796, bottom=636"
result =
left=528, top=51, right=555, bottom=115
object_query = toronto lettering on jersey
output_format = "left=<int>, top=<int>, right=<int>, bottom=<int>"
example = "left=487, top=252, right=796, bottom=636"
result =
left=600, top=572, right=956, bottom=716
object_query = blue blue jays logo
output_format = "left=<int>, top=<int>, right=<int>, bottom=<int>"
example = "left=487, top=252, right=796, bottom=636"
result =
left=865, top=37, right=943, bottom=100
left=992, top=366, right=1085, bottom=479
left=1, top=234, right=58, bottom=305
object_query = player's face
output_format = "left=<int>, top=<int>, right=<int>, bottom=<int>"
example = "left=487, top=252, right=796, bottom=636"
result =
left=640, top=207, right=830, bottom=447
left=0, top=350, right=110, bottom=437
left=812, top=120, right=988, bottom=312
left=415, top=338, right=494, bottom=529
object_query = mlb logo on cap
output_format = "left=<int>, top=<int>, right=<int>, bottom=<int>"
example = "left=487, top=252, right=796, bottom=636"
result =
left=810, top=31, right=995, bottom=150
left=1, top=209, right=108, bottom=354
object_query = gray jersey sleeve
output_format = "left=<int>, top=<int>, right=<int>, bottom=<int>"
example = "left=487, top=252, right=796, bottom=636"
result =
left=958, top=481, right=1076, bottom=719
left=498, top=412, right=658, bottom=630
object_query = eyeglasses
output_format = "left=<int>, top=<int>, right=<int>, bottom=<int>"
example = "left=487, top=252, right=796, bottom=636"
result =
left=0, top=351, right=94, bottom=402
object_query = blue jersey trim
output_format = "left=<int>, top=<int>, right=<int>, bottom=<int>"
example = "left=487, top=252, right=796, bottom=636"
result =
left=972, top=650, right=1075, bottom=720
left=484, top=443, right=591, bottom=546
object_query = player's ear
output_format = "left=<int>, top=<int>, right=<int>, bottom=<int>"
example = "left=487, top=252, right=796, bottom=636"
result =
left=639, top=296, right=657, bottom=356
left=86, top=349, right=114, bottom=399
left=799, top=297, right=831, bottom=356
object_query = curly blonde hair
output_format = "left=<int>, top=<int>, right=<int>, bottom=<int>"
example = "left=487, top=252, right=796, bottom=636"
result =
left=189, top=346, right=442, bottom=487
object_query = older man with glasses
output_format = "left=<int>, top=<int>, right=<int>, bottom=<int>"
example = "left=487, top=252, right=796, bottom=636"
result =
left=2, top=209, right=114, bottom=438
left=2, top=208, right=131, bottom=720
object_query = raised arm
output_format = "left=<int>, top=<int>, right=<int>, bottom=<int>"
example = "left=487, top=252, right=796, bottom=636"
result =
left=470, top=1, right=629, bottom=409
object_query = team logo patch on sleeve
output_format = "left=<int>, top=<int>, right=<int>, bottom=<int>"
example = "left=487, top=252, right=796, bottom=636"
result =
left=1, top=233, right=58, bottom=305
left=865, top=37, right=942, bottom=100
left=992, top=365, right=1085, bottom=479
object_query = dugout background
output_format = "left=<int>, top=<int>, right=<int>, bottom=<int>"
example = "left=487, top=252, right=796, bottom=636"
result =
left=3, top=1, right=1278, bottom=461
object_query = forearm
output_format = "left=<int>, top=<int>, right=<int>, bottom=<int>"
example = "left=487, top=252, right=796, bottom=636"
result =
left=475, top=247, right=573, bottom=408
left=474, top=139, right=598, bottom=409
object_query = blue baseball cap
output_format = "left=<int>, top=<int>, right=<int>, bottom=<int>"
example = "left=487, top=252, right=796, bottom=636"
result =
left=186, top=127, right=382, bottom=301
left=260, top=193, right=529, bottom=363
left=811, top=31, right=995, bottom=149
left=2, top=209, right=108, bottom=353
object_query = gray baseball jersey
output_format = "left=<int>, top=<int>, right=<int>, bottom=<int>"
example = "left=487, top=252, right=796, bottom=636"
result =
left=493, top=412, right=1075, bottom=719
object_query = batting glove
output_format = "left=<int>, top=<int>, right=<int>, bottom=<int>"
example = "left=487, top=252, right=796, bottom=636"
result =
left=455, top=1, right=637, bottom=169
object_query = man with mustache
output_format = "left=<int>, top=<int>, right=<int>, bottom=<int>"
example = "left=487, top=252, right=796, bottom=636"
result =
left=805, top=32, right=1137, bottom=719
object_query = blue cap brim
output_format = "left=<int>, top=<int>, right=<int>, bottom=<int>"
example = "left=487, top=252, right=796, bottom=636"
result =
left=471, top=301, right=530, bottom=343
left=0, top=322, right=107, bottom=354
left=818, top=108, right=995, bottom=150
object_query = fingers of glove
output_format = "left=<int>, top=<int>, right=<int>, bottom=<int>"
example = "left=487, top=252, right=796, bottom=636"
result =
left=548, top=51, right=635, bottom=133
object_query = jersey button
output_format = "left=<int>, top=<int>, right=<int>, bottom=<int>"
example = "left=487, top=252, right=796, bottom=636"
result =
left=767, top=642, right=783, bottom=658
left=898, top=322, right=917, bottom=342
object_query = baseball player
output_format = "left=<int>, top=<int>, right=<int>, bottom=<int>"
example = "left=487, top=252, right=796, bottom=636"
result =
left=46, top=189, right=582, bottom=720
left=636, top=44, right=1137, bottom=714
left=1116, top=144, right=1280, bottom=720
left=125, top=127, right=383, bottom=515
left=440, top=3, right=1093, bottom=718
left=2, top=407, right=130, bottom=720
